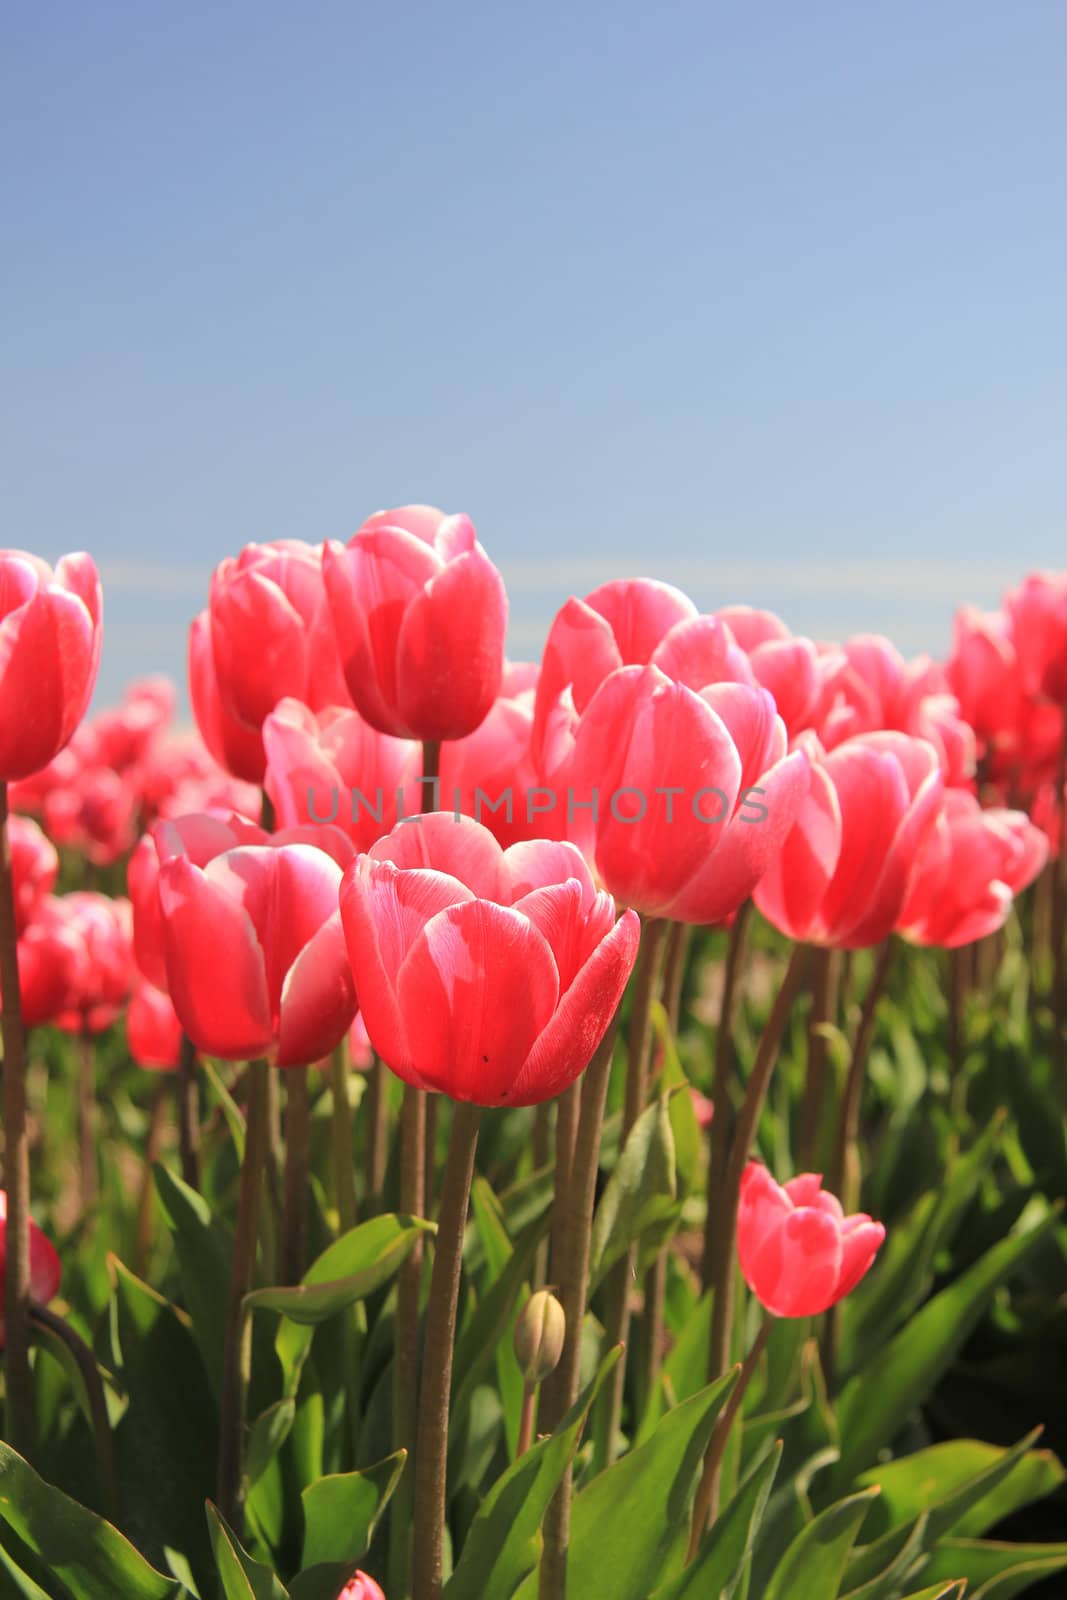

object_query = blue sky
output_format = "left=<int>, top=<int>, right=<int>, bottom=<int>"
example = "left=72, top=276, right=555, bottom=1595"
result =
left=4, top=1, right=1065, bottom=708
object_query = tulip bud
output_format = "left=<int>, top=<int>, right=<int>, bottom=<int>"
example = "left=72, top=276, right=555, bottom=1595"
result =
left=513, top=1290, right=565, bottom=1386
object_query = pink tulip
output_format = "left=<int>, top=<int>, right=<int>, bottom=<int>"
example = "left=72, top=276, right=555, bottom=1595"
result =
left=737, top=1164, right=885, bottom=1317
left=897, top=789, right=1049, bottom=948
left=208, top=540, right=349, bottom=730
left=755, top=731, right=944, bottom=949
left=1, top=910, right=83, bottom=1029
left=0, top=550, right=102, bottom=782
left=263, top=697, right=419, bottom=852
left=323, top=506, right=507, bottom=742
left=43, top=763, right=139, bottom=866
left=7, top=814, right=58, bottom=934
left=566, top=665, right=809, bottom=922
left=336, top=1574, right=385, bottom=1600
left=188, top=611, right=268, bottom=784
left=39, top=893, right=135, bottom=1035
left=0, top=1191, right=62, bottom=1344
left=946, top=607, right=1024, bottom=749
left=1005, top=571, right=1067, bottom=705
left=83, top=676, right=176, bottom=772
left=127, top=977, right=183, bottom=1070
left=158, top=842, right=357, bottom=1066
left=439, top=664, right=543, bottom=847
left=339, top=816, right=639, bottom=1105
left=715, top=606, right=822, bottom=738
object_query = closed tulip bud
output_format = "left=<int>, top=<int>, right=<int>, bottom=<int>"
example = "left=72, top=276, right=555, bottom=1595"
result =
left=513, top=1289, right=565, bottom=1385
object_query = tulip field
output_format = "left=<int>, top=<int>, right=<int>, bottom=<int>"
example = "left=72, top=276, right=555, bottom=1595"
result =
left=3, top=520, right=1067, bottom=1600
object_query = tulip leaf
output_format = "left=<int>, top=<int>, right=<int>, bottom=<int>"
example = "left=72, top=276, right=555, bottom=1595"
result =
left=153, top=1161, right=234, bottom=1393
left=648, top=1001, right=702, bottom=1195
left=589, top=1093, right=679, bottom=1289
left=896, top=1588, right=966, bottom=1600
left=916, top=1539, right=1067, bottom=1598
left=245, top=1214, right=433, bottom=1325
left=201, top=1060, right=247, bottom=1159
left=246, top=1399, right=297, bottom=1490
left=636, top=1290, right=712, bottom=1445
left=450, top=1210, right=550, bottom=1439
left=469, top=1175, right=526, bottom=1460
left=0, top=1541, right=52, bottom=1600
left=764, top=1489, right=879, bottom=1600
left=826, top=1207, right=1061, bottom=1493
left=299, top=1451, right=405, bottom=1569
left=0, top=1443, right=186, bottom=1600
left=513, top=1369, right=738, bottom=1600
left=839, top=1513, right=931, bottom=1600
left=443, top=1347, right=621, bottom=1600
left=650, top=1438, right=783, bottom=1600
left=206, top=1503, right=289, bottom=1600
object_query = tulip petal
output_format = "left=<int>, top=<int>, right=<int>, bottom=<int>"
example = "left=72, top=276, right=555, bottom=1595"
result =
left=395, top=547, right=507, bottom=741
left=158, top=857, right=272, bottom=1059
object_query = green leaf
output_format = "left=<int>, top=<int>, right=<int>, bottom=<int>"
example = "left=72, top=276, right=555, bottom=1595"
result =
left=450, top=1211, right=549, bottom=1439
left=0, top=1443, right=185, bottom=1600
left=206, top=1503, right=289, bottom=1600
left=470, top=1176, right=526, bottom=1461
left=827, top=1208, right=1061, bottom=1492
left=650, top=1439, right=782, bottom=1600
left=246, top=1215, right=433, bottom=1325
left=589, top=1095, right=678, bottom=1288
left=300, top=1452, right=405, bottom=1567
left=246, top=1400, right=297, bottom=1490
left=896, top=1587, right=966, bottom=1600
left=840, top=1514, right=931, bottom=1600
left=201, top=1059, right=246, bottom=1158
left=513, top=1370, right=738, bottom=1600
left=153, top=1161, right=233, bottom=1393
left=443, top=1348, right=621, bottom=1600
left=649, top=1002, right=702, bottom=1195
left=636, top=1292, right=711, bottom=1446
left=764, top=1490, right=878, bottom=1600
left=918, top=1539, right=1067, bottom=1598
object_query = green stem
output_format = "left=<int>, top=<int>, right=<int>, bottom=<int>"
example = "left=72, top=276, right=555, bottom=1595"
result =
left=687, top=1318, right=772, bottom=1559
left=177, top=1032, right=200, bottom=1190
left=798, top=946, right=838, bottom=1169
left=217, top=1058, right=270, bottom=1534
left=134, top=1076, right=169, bottom=1277
left=662, top=920, right=692, bottom=1034
left=331, top=1044, right=358, bottom=1234
left=365, top=1054, right=390, bottom=1212
left=547, top=1081, right=580, bottom=1289
left=516, top=1382, right=537, bottom=1458
left=30, top=1301, right=118, bottom=1520
left=0, top=781, right=33, bottom=1453
left=390, top=1081, right=427, bottom=1598
left=701, top=903, right=752, bottom=1292
left=282, top=1065, right=311, bottom=1285
left=77, top=1031, right=97, bottom=1212
left=829, top=941, right=893, bottom=1209
left=538, top=1010, right=624, bottom=1599
left=411, top=1100, right=481, bottom=1600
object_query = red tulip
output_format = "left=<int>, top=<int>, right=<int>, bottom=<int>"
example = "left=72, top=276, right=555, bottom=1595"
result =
left=1, top=909, right=83, bottom=1029
left=439, top=664, right=542, bottom=848
left=127, top=977, right=183, bottom=1070
left=84, top=676, right=176, bottom=772
left=567, top=665, right=810, bottom=922
left=897, top=790, right=1048, bottom=948
left=42, top=893, right=135, bottom=1035
left=339, top=816, right=639, bottom=1105
left=715, top=606, right=822, bottom=738
left=7, top=814, right=58, bottom=934
left=0, top=550, right=102, bottom=782
left=336, top=1574, right=385, bottom=1600
left=158, top=842, right=356, bottom=1066
left=188, top=611, right=268, bottom=784
left=0, top=1191, right=62, bottom=1344
left=44, top=764, right=139, bottom=866
left=1005, top=571, right=1067, bottom=705
left=737, top=1164, right=885, bottom=1317
left=137, top=728, right=262, bottom=828
left=323, top=506, right=507, bottom=741
left=263, top=697, right=419, bottom=852
left=755, top=731, right=944, bottom=949
left=946, top=607, right=1024, bottom=750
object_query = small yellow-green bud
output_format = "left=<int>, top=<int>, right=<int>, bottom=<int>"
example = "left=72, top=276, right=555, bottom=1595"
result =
left=513, top=1290, right=566, bottom=1386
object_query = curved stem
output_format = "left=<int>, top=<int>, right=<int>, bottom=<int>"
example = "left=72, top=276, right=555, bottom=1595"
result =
left=538, top=1010, right=623, bottom=1599
left=0, top=781, right=32, bottom=1453
left=706, top=942, right=810, bottom=1397
left=595, top=915, right=668, bottom=1468
left=30, top=1301, right=118, bottom=1520
left=701, top=904, right=752, bottom=1292
left=687, top=1317, right=772, bottom=1559
left=282, top=1065, right=311, bottom=1285
left=217, top=1058, right=270, bottom=1534
left=411, top=1100, right=481, bottom=1600
left=177, top=1032, right=200, bottom=1190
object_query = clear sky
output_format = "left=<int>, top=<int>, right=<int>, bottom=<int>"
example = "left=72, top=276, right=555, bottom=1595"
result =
left=4, top=1, right=1065, bottom=708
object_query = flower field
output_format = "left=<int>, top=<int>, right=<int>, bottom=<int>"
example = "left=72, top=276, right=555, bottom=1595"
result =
left=1, top=520, right=1067, bottom=1600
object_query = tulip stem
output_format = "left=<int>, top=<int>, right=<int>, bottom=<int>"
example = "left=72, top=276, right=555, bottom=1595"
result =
left=548, top=1081, right=580, bottom=1289
left=706, top=940, right=810, bottom=1443
left=390, top=1082, right=427, bottom=1598
left=365, top=1054, right=389, bottom=1211
left=517, top=1381, right=537, bottom=1458
left=798, top=947, right=840, bottom=1169
left=1052, top=718, right=1067, bottom=1081
left=331, top=1044, right=357, bottom=1234
left=0, top=781, right=33, bottom=1454
left=662, top=920, right=692, bottom=1034
left=282, top=1065, right=311, bottom=1285
left=134, top=1077, right=169, bottom=1277
left=77, top=1031, right=97, bottom=1212
left=411, top=1100, right=481, bottom=1600
left=687, top=1317, right=772, bottom=1560
left=830, top=940, right=894, bottom=1210
left=217, top=1057, right=270, bottom=1535
left=538, top=1010, right=624, bottom=1600
left=594, top=916, right=668, bottom=1470
left=701, top=902, right=752, bottom=1292
left=29, top=1301, right=118, bottom=1521
left=532, top=1101, right=552, bottom=1285
left=177, top=1032, right=200, bottom=1191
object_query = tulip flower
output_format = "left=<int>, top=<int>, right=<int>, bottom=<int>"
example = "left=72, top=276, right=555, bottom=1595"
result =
left=336, top=1575, right=385, bottom=1600
left=0, top=550, right=103, bottom=782
left=323, top=505, right=507, bottom=741
left=0, top=911, right=82, bottom=1029
left=41, top=893, right=135, bottom=1035
left=127, top=977, right=183, bottom=1070
left=44, top=764, right=139, bottom=866
left=715, top=606, right=823, bottom=739
left=158, top=841, right=357, bottom=1066
left=339, top=815, right=640, bottom=1105
left=1005, top=571, right=1067, bottom=705
left=207, top=540, right=349, bottom=731
left=897, top=789, right=1048, bottom=948
left=737, top=1164, right=885, bottom=1317
left=439, top=662, right=542, bottom=847
left=7, top=814, right=58, bottom=934
left=0, top=1192, right=62, bottom=1345
left=263, top=697, right=420, bottom=852
left=567, top=666, right=810, bottom=923
left=755, top=731, right=944, bottom=949
left=84, top=676, right=175, bottom=772
left=946, top=607, right=1025, bottom=751
left=188, top=611, right=268, bottom=784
